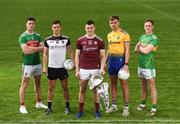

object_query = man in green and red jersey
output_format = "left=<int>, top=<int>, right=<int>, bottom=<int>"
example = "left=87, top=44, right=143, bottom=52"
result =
left=134, top=20, right=158, bottom=116
left=19, top=17, right=47, bottom=114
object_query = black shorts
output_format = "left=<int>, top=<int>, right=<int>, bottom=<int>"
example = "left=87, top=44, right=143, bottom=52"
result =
left=47, top=67, right=69, bottom=80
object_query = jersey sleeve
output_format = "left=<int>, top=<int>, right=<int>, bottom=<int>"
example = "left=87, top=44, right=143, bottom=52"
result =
left=150, top=38, right=158, bottom=47
left=99, top=40, right=105, bottom=50
left=19, top=35, right=26, bottom=45
left=38, top=35, right=43, bottom=43
left=44, top=40, right=49, bottom=48
left=124, top=33, right=130, bottom=42
left=66, top=39, right=71, bottom=47
left=76, top=39, right=81, bottom=50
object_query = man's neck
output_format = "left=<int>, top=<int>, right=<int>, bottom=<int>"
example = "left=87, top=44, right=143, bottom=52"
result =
left=26, top=30, right=34, bottom=34
left=86, top=34, right=96, bottom=38
left=146, top=32, right=153, bottom=35
left=112, top=27, right=120, bottom=32
left=53, top=33, right=61, bottom=37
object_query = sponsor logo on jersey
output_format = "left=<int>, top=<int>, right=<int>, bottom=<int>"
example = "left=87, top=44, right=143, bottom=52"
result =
left=94, top=41, right=97, bottom=45
left=27, top=40, right=39, bottom=47
left=88, top=40, right=93, bottom=45
left=117, top=36, right=120, bottom=40
left=56, top=40, right=59, bottom=44
left=82, top=46, right=98, bottom=51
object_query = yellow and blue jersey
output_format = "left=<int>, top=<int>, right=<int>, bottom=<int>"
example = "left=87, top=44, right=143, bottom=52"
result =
left=107, top=29, right=130, bottom=75
left=107, top=29, right=130, bottom=56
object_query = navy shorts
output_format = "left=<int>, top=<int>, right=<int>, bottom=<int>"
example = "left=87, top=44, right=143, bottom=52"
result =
left=108, top=56, right=125, bottom=75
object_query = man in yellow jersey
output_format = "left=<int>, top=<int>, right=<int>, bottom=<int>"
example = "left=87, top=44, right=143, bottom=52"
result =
left=105, top=16, right=130, bottom=116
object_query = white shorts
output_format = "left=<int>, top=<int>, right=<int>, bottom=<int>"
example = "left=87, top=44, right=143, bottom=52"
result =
left=138, top=67, right=156, bottom=79
left=80, top=68, right=100, bottom=80
left=22, top=64, right=42, bottom=77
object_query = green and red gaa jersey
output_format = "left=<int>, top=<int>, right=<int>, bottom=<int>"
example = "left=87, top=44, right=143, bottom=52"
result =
left=19, top=31, right=42, bottom=65
left=139, top=33, right=158, bottom=69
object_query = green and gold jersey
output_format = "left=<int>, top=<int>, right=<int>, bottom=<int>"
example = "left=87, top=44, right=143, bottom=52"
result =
left=19, top=31, right=42, bottom=65
left=139, top=33, right=158, bottom=69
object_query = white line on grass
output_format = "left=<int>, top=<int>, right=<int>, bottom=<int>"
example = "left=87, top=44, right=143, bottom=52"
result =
left=7, top=119, right=180, bottom=123
left=132, top=0, right=180, bottom=21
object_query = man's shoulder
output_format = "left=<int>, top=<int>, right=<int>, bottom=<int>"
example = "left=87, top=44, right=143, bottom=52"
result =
left=77, top=35, right=86, bottom=41
left=118, top=29, right=130, bottom=38
left=45, top=35, right=53, bottom=40
left=19, top=32, right=27, bottom=38
left=61, top=35, right=69, bottom=39
left=120, top=29, right=128, bottom=35
left=95, top=35, right=103, bottom=41
left=140, top=34, right=146, bottom=38
left=151, top=34, right=158, bottom=40
left=107, top=32, right=113, bottom=36
left=34, top=32, right=41, bottom=36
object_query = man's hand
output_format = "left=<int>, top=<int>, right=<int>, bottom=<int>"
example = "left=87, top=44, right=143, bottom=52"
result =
left=43, top=68, right=48, bottom=75
left=121, top=64, right=129, bottom=72
left=100, top=68, right=105, bottom=76
left=75, top=71, right=80, bottom=79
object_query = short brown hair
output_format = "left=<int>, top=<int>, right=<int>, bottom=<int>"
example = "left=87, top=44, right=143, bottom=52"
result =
left=86, top=20, right=95, bottom=25
left=52, top=20, right=61, bottom=26
left=144, top=20, right=154, bottom=25
left=109, top=15, right=120, bottom=21
left=26, top=17, right=36, bottom=22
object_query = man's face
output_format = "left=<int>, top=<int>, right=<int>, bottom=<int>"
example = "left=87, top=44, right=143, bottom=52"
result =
left=26, top=20, right=35, bottom=32
left=52, top=23, right=61, bottom=35
left=85, top=24, right=95, bottom=36
left=144, top=22, right=153, bottom=34
left=109, top=19, right=119, bottom=30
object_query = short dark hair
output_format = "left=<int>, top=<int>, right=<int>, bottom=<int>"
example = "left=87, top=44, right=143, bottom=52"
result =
left=86, top=20, right=95, bottom=25
left=26, top=17, right=36, bottom=22
left=109, top=15, right=120, bottom=21
left=52, top=20, right=61, bottom=26
left=144, top=19, right=154, bottom=25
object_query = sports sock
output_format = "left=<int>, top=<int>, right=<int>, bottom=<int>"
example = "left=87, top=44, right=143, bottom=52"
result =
left=20, top=102, right=25, bottom=106
left=66, top=101, right=70, bottom=109
left=95, top=102, right=100, bottom=111
left=124, top=102, right=129, bottom=108
left=141, top=99, right=146, bottom=105
left=48, top=102, right=52, bottom=110
left=79, top=103, right=84, bottom=112
left=152, top=104, right=156, bottom=109
left=112, top=100, right=117, bottom=106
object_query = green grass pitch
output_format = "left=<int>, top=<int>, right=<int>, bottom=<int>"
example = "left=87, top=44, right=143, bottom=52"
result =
left=0, top=0, right=180, bottom=123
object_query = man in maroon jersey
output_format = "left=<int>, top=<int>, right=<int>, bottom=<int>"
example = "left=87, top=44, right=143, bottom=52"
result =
left=75, top=20, right=106, bottom=119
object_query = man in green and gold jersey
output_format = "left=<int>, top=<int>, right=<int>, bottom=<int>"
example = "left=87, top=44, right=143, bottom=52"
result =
left=19, top=17, right=47, bottom=114
left=134, top=20, right=158, bottom=116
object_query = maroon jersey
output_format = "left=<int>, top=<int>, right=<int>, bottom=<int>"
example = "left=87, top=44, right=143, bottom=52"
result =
left=76, top=35, right=105, bottom=69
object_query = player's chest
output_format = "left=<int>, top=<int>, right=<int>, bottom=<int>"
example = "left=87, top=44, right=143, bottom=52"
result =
left=26, top=35, right=39, bottom=42
left=81, top=40, right=99, bottom=51
left=108, top=34, right=124, bottom=43
left=48, top=39, right=68, bottom=49
left=140, top=36, right=151, bottom=45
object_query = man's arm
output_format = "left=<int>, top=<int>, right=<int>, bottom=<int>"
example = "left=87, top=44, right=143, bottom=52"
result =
left=75, top=49, right=80, bottom=78
left=43, top=47, right=48, bottom=74
left=122, top=41, right=130, bottom=72
left=99, top=49, right=106, bottom=75
left=66, top=45, right=74, bottom=63
left=20, top=42, right=44, bottom=54
left=124, top=41, right=130, bottom=64
left=139, top=44, right=155, bottom=54
left=20, top=44, right=37, bottom=54
left=134, top=41, right=141, bottom=53
left=37, top=42, right=44, bottom=52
